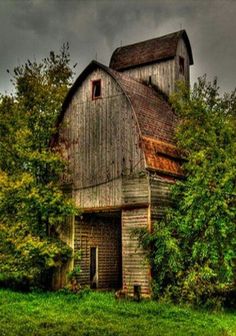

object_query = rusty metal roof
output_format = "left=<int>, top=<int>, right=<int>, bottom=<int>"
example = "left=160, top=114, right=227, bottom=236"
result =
left=110, top=30, right=193, bottom=71
left=141, top=136, right=184, bottom=178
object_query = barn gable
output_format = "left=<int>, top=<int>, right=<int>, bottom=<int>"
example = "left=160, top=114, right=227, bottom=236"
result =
left=53, top=30, right=193, bottom=296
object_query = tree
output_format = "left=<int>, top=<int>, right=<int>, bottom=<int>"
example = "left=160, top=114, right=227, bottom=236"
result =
left=0, top=45, right=78, bottom=289
left=137, top=77, right=236, bottom=307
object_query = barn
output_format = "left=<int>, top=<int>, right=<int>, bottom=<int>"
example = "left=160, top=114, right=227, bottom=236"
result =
left=52, top=30, right=193, bottom=297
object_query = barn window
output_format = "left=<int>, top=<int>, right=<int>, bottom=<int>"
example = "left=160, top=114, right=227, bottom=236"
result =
left=179, top=56, right=185, bottom=75
left=92, top=79, right=101, bottom=99
left=148, top=75, right=152, bottom=85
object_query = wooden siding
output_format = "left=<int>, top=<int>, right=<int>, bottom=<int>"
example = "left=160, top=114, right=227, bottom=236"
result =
left=122, top=173, right=149, bottom=205
left=74, top=178, right=122, bottom=209
left=74, top=214, right=122, bottom=289
left=122, top=208, right=151, bottom=296
left=175, top=37, right=190, bottom=84
left=57, top=67, right=145, bottom=209
left=149, top=176, right=174, bottom=221
left=123, top=58, right=176, bottom=96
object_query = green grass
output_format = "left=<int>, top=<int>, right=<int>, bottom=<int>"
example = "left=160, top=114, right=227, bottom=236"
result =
left=0, top=289, right=235, bottom=336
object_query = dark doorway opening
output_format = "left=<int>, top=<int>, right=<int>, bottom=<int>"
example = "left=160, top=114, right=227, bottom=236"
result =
left=75, top=212, right=122, bottom=290
left=90, top=247, right=98, bottom=289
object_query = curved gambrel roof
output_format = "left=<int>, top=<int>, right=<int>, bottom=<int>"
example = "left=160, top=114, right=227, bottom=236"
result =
left=110, top=30, right=193, bottom=71
left=59, top=60, right=176, bottom=144
left=55, top=60, right=183, bottom=178
left=109, top=68, right=176, bottom=145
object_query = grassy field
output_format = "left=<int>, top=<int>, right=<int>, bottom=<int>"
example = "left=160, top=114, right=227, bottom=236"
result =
left=0, top=289, right=235, bottom=336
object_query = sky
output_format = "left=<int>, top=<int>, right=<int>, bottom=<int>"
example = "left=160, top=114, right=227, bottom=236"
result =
left=0, top=0, right=235, bottom=94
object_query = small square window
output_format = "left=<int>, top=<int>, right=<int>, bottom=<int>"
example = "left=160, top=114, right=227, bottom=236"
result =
left=179, top=56, right=185, bottom=75
left=92, top=80, right=101, bottom=99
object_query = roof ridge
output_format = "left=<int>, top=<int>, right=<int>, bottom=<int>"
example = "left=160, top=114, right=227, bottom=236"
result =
left=113, top=29, right=184, bottom=51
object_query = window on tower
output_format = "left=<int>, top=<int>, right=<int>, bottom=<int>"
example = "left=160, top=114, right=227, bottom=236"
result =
left=179, top=56, right=185, bottom=75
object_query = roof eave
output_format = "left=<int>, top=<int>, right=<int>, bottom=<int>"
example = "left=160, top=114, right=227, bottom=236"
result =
left=113, top=55, right=175, bottom=72
left=146, top=166, right=185, bottom=179
left=180, top=30, right=194, bottom=65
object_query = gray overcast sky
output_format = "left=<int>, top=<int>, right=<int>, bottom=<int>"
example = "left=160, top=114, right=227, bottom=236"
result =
left=0, top=0, right=235, bottom=94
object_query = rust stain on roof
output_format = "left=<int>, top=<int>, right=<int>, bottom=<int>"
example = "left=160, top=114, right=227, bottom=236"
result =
left=110, top=30, right=193, bottom=71
left=141, top=136, right=184, bottom=177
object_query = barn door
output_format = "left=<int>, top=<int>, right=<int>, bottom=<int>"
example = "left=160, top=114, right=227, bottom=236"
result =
left=90, top=247, right=98, bottom=288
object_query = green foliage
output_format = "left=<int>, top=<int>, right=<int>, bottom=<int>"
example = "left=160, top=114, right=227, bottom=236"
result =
left=137, top=77, right=236, bottom=307
left=0, top=44, right=78, bottom=289
left=67, top=251, right=81, bottom=282
left=0, top=289, right=236, bottom=336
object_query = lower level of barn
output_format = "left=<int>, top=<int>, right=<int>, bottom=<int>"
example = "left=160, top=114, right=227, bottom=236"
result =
left=74, top=207, right=151, bottom=297
left=52, top=175, right=172, bottom=297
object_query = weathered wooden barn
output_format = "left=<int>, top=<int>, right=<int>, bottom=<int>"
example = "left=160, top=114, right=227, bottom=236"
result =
left=53, top=30, right=193, bottom=296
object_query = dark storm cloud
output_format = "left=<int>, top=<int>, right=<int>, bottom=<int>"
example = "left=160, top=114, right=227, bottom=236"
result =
left=0, top=0, right=235, bottom=94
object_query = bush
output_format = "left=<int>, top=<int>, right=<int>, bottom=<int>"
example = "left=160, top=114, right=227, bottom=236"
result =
left=137, top=77, right=236, bottom=307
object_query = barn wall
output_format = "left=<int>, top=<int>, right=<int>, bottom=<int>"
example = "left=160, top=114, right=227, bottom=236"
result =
left=57, top=67, right=145, bottom=209
left=149, top=176, right=174, bottom=222
left=122, top=208, right=151, bottom=296
left=175, top=37, right=190, bottom=84
left=73, top=173, right=150, bottom=211
left=74, top=178, right=122, bottom=209
left=122, top=173, right=149, bottom=205
left=74, top=214, right=122, bottom=289
left=121, top=59, right=176, bottom=96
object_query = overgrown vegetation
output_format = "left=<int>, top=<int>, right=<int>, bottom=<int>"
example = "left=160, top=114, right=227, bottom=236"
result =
left=0, top=45, right=78, bottom=289
left=0, top=289, right=236, bottom=336
left=137, top=77, right=236, bottom=307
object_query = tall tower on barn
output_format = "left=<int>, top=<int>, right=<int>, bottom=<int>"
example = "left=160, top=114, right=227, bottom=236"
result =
left=110, top=30, right=193, bottom=96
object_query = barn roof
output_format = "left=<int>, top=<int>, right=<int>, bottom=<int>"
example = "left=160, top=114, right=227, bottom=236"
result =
left=108, top=68, right=176, bottom=144
left=109, top=30, right=193, bottom=71
left=141, top=136, right=183, bottom=177
left=56, top=60, right=183, bottom=178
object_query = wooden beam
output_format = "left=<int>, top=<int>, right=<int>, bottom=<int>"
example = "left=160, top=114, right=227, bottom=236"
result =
left=81, top=203, right=149, bottom=214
